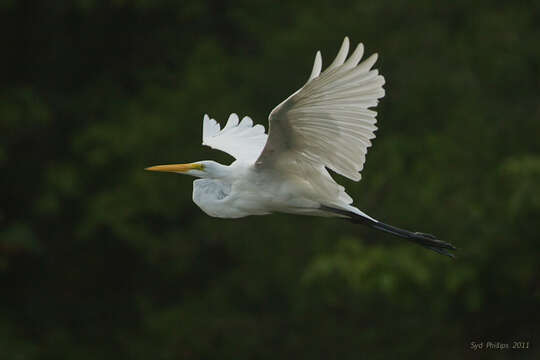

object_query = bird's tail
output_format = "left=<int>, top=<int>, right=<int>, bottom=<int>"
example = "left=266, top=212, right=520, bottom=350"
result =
left=320, top=205, right=456, bottom=258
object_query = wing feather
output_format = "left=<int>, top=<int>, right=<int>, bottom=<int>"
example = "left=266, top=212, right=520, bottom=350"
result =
left=307, top=51, right=322, bottom=82
left=256, top=37, right=385, bottom=205
left=202, top=113, right=268, bottom=163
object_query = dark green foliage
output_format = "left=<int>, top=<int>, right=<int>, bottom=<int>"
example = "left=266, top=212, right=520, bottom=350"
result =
left=1, top=1, right=539, bottom=358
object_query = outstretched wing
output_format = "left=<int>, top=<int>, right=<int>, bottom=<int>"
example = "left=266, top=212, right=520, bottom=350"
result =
left=256, top=37, right=385, bottom=204
left=202, top=113, right=268, bottom=163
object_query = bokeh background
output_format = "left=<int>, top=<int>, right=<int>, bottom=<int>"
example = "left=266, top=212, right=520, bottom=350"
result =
left=1, top=1, right=539, bottom=359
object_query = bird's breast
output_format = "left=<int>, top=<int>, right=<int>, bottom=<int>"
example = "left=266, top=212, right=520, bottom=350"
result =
left=192, top=178, right=269, bottom=218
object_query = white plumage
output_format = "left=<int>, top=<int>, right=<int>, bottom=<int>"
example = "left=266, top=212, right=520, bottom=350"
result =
left=146, top=37, right=456, bottom=257
left=202, top=113, right=267, bottom=164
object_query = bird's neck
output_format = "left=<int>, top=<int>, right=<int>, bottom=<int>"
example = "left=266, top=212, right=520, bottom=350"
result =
left=203, top=161, right=234, bottom=180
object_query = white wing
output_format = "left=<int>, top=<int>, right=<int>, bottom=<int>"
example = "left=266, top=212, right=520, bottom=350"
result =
left=256, top=37, right=385, bottom=205
left=202, top=113, right=268, bottom=163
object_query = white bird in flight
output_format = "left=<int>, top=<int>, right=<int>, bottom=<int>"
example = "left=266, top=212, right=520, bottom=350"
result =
left=146, top=37, right=456, bottom=257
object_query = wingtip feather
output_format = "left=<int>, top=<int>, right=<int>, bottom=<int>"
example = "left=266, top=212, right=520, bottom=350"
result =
left=327, top=37, right=350, bottom=70
left=355, top=53, right=379, bottom=73
left=308, top=51, right=323, bottom=82
left=202, top=113, right=222, bottom=141
left=224, top=113, right=239, bottom=129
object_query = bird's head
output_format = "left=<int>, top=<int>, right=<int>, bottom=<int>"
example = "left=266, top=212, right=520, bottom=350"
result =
left=145, top=160, right=227, bottom=179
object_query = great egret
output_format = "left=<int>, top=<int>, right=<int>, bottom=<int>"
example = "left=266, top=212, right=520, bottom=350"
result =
left=146, top=37, right=456, bottom=257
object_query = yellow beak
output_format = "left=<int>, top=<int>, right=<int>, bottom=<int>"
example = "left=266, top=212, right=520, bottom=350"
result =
left=145, top=163, right=204, bottom=173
